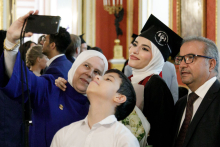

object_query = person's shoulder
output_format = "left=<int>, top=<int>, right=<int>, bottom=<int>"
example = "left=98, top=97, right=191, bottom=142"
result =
left=114, top=122, right=139, bottom=146
left=56, top=119, right=84, bottom=135
left=114, top=122, right=136, bottom=138
left=148, top=75, right=165, bottom=84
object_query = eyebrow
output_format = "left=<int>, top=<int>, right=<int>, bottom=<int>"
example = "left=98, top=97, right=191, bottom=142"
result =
left=134, top=41, right=151, bottom=50
left=108, top=75, right=115, bottom=80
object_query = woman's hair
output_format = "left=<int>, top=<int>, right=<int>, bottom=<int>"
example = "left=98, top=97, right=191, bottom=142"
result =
left=26, top=45, right=44, bottom=67
left=105, top=69, right=136, bottom=121
left=19, top=41, right=37, bottom=61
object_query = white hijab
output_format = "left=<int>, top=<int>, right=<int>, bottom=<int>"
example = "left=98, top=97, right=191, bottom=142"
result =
left=131, top=42, right=164, bottom=84
left=68, top=50, right=108, bottom=87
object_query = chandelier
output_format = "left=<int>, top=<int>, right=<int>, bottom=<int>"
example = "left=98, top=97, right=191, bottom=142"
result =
left=103, top=0, right=123, bottom=14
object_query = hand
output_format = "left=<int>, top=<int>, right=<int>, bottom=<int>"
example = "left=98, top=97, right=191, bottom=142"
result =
left=6, top=10, right=39, bottom=43
left=55, top=77, right=67, bottom=91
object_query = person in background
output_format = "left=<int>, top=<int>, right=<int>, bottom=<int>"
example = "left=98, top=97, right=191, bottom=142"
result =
left=88, top=46, right=103, bottom=54
left=65, top=34, right=81, bottom=63
left=26, top=45, right=48, bottom=76
left=162, top=61, right=179, bottom=104
left=19, top=40, right=37, bottom=61
left=172, top=36, right=220, bottom=147
left=42, top=27, right=72, bottom=79
left=51, top=69, right=139, bottom=147
left=79, top=34, right=87, bottom=52
left=38, top=34, right=45, bottom=46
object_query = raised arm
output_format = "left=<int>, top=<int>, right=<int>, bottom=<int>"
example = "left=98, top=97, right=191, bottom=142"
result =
left=4, top=10, right=38, bottom=78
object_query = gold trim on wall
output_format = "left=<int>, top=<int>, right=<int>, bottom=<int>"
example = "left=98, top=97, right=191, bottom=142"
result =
left=126, top=0, right=133, bottom=59
left=169, top=0, right=173, bottom=29
left=0, top=0, right=3, bottom=29
left=216, top=0, right=218, bottom=44
left=176, top=0, right=181, bottom=36
left=82, top=0, right=96, bottom=47
left=202, top=0, right=206, bottom=37
left=138, top=0, right=142, bottom=34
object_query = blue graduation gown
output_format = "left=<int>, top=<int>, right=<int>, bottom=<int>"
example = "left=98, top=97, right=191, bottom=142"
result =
left=0, top=52, right=90, bottom=147
left=43, top=55, right=72, bottom=79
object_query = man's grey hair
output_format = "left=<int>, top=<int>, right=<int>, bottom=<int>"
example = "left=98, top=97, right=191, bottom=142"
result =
left=182, top=36, right=219, bottom=75
left=65, top=34, right=81, bottom=56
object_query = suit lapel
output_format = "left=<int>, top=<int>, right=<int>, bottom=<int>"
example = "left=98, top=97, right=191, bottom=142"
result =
left=183, top=80, right=220, bottom=147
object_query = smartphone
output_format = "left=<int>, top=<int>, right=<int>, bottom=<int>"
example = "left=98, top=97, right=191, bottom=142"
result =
left=25, top=15, right=61, bottom=34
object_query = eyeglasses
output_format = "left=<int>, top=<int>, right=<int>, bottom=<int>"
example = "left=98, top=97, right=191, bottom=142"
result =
left=175, top=54, right=213, bottom=65
left=41, top=37, right=46, bottom=42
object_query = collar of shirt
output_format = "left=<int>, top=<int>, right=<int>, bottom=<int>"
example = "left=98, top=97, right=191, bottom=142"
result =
left=188, top=76, right=217, bottom=99
left=46, top=54, right=65, bottom=67
left=82, top=115, right=117, bottom=129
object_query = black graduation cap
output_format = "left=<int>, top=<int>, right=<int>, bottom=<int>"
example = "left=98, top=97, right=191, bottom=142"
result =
left=139, top=14, right=182, bottom=61
left=131, top=34, right=138, bottom=44
left=79, top=34, right=86, bottom=44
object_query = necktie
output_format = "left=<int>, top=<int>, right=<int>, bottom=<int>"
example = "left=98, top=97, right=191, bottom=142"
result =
left=175, top=92, right=199, bottom=147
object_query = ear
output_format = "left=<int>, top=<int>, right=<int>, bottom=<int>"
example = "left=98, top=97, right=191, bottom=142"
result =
left=113, top=93, right=127, bottom=105
left=75, top=47, right=79, bottom=54
left=209, top=58, right=216, bottom=72
left=50, top=42, right=56, bottom=49
left=37, top=57, right=41, bottom=63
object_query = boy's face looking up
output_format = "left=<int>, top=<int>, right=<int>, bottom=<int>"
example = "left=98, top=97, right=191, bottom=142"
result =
left=86, top=72, right=126, bottom=106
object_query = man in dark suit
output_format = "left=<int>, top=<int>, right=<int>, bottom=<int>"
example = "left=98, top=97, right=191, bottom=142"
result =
left=172, top=36, right=220, bottom=147
left=42, top=27, right=72, bottom=79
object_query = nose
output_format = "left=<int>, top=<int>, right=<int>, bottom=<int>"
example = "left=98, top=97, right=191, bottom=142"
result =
left=129, top=46, right=139, bottom=55
left=179, top=58, right=187, bottom=69
left=92, top=75, right=101, bottom=81
left=86, top=69, right=93, bottom=78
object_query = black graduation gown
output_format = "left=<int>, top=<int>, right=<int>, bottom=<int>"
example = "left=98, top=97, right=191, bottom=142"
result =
left=143, top=75, right=174, bottom=147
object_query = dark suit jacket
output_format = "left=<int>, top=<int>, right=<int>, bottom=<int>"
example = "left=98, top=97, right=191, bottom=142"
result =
left=172, top=79, right=220, bottom=147
left=44, top=55, right=72, bottom=79
left=66, top=55, right=75, bottom=63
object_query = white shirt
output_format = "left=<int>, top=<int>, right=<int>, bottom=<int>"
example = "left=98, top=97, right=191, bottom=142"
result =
left=51, top=115, right=140, bottom=147
left=4, top=39, right=20, bottom=78
left=46, top=54, right=65, bottom=66
left=179, top=77, right=217, bottom=131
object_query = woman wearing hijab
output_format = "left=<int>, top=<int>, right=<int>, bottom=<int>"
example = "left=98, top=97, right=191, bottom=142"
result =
left=127, top=15, right=182, bottom=147
left=0, top=11, right=108, bottom=147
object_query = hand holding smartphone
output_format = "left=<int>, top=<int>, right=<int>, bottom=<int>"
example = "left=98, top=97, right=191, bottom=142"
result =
left=25, top=15, right=61, bottom=34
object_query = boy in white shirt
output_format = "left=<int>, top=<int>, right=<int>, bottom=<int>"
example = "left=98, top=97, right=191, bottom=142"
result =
left=51, top=69, right=139, bottom=147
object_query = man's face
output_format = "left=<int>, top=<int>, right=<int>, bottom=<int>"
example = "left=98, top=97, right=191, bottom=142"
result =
left=87, top=72, right=121, bottom=102
left=80, top=43, right=87, bottom=52
left=42, top=35, right=51, bottom=56
left=72, top=56, right=105, bottom=94
left=179, top=41, right=211, bottom=90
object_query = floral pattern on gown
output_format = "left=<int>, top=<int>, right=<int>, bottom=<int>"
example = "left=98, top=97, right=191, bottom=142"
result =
left=121, top=109, right=145, bottom=141
left=120, top=106, right=150, bottom=147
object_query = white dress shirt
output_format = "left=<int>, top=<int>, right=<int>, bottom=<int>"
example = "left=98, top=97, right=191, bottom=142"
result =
left=179, top=77, right=217, bottom=131
left=46, top=54, right=65, bottom=67
left=51, top=115, right=140, bottom=147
